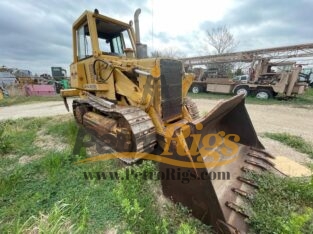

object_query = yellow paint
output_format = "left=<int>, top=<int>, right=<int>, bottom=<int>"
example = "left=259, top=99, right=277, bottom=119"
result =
left=182, top=106, right=192, bottom=121
left=70, top=63, right=87, bottom=89
left=114, top=69, right=142, bottom=104
left=147, top=107, right=164, bottom=134
left=84, top=83, right=109, bottom=91
left=182, top=73, right=195, bottom=97
left=151, top=62, right=161, bottom=78
left=60, top=89, right=80, bottom=97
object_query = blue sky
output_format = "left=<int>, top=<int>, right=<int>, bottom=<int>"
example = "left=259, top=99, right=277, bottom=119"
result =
left=0, top=0, right=312, bottom=74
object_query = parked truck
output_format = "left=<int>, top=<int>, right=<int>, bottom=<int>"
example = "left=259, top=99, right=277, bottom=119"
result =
left=190, top=59, right=308, bottom=99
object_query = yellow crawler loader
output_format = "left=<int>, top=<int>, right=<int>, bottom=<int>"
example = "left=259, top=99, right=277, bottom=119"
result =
left=62, top=9, right=283, bottom=233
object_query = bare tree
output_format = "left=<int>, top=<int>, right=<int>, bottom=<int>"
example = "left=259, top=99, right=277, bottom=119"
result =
left=206, top=26, right=238, bottom=54
left=150, top=50, right=163, bottom=58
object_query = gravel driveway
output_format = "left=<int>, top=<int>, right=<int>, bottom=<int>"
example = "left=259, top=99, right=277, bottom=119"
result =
left=195, top=98, right=313, bottom=172
left=1, top=98, right=312, bottom=142
left=0, top=99, right=74, bottom=120
left=194, top=98, right=313, bottom=143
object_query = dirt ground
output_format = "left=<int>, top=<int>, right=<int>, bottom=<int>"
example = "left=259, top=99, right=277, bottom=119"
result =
left=1, top=97, right=313, bottom=169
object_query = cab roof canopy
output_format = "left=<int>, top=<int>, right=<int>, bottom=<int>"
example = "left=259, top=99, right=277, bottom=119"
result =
left=96, top=19, right=128, bottom=40
left=74, top=10, right=131, bottom=40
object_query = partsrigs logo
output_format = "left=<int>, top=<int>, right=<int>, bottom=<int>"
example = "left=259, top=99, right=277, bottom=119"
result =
left=75, top=122, right=240, bottom=168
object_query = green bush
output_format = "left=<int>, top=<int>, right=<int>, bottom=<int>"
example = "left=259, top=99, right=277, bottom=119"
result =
left=13, top=201, right=80, bottom=234
left=247, top=172, right=313, bottom=233
left=0, top=123, right=12, bottom=154
left=264, top=132, right=313, bottom=158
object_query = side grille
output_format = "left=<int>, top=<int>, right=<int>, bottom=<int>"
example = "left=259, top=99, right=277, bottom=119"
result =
left=160, top=59, right=183, bottom=121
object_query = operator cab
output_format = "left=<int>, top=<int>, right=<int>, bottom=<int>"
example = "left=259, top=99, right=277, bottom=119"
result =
left=74, top=10, right=136, bottom=61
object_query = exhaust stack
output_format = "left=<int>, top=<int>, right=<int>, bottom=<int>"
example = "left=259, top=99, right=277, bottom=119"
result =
left=134, top=8, right=147, bottom=58
left=134, top=9, right=141, bottom=44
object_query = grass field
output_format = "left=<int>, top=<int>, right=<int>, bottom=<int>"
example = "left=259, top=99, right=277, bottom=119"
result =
left=0, top=95, right=62, bottom=107
left=0, top=116, right=210, bottom=233
left=244, top=132, right=313, bottom=233
left=264, top=133, right=313, bottom=159
left=1, top=116, right=313, bottom=233
left=245, top=171, right=313, bottom=233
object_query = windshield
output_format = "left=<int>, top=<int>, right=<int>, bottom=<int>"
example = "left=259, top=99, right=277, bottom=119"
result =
left=96, top=19, right=133, bottom=55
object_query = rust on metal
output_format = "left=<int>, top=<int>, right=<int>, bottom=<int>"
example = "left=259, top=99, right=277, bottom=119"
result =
left=217, top=220, right=241, bottom=234
left=225, top=201, right=249, bottom=218
left=244, top=159, right=268, bottom=171
left=237, top=176, right=259, bottom=189
left=231, top=188, right=251, bottom=198
left=250, top=146, right=275, bottom=158
left=247, top=152, right=275, bottom=166
left=73, top=96, right=156, bottom=162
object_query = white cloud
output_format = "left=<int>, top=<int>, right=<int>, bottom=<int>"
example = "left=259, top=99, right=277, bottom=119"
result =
left=0, top=0, right=312, bottom=74
left=141, top=0, right=234, bottom=51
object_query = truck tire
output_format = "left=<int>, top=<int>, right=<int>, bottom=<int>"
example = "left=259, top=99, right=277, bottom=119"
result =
left=255, top=89, right=273, bottom=99
left=234, top=86, right=249, bottom=96
left=191, top=85, right=201, bottom=94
